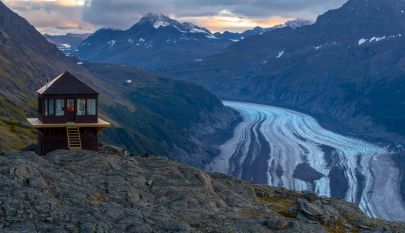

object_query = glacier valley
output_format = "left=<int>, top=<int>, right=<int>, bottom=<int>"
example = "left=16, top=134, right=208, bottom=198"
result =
left=207, top=101, right=405, bottom=221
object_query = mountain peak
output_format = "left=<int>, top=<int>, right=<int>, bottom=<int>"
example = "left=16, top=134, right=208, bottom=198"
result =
left=132, top=13, right=213, bottom=35
left=284, top=19, right=313, bottom=29
left=140, top=13, right=170, bottom=21
left=314, top=0, right=405, bottom=35
left=138, top=13, right=176, bottom=29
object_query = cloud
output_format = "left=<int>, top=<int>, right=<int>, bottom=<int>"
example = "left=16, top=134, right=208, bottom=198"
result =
left=82, top=0, right=348, bottom=31
left=4, top=0, right=348, bottom=33
left=3, top=0, right=93, bottom=34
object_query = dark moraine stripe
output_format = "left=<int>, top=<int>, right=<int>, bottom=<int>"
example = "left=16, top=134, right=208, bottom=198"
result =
left=234, top=113, right=270, bottom=184
left=293, top=163, right=324, bottom=183
left=322, top=145, right=349, bottom=199
left=355, top=155, right=366, bottom=204
left=228, top=137, right=247, bottom=177
left=250, top=115, right=271, bottom=184
left=392, top=152, right=405, bottom=205
left=229, top=115, right=259, bottom=177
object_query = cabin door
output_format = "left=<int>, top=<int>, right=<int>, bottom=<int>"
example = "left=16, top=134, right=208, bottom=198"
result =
left=66, top=99, right=75, bottom=122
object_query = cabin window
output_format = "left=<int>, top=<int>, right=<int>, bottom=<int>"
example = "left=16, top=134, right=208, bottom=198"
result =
left=67, top=99, right=75, bottom=112
left=44, top=100, right=48, bottom=116
left=87, top=99, right=96, bottom=116
left=48, top=99, right=55, bottom=116
left=77, top=99, right=86, bottom=116
left=55, top=99, right=65, bottom=116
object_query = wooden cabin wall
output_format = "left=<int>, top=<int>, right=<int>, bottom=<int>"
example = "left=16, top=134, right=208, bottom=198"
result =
left=80, top=128, right=98, bottom=151
left=38, top=127, right=99, bottom=155
left=38, top=128, right=68, bottom=155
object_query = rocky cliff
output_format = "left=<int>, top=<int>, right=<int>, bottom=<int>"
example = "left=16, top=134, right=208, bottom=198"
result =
left=1, top=148, right=403, bottom=233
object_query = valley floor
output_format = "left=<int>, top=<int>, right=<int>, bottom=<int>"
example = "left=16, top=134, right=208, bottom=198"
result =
left=207, top=101, right=405, bottom=222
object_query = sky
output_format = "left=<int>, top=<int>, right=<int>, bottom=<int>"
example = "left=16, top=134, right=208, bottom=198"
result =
left=3, top=0, right=348, bottom=35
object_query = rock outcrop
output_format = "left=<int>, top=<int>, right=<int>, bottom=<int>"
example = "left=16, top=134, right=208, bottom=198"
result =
left=0, top=149, right=403, bottom=232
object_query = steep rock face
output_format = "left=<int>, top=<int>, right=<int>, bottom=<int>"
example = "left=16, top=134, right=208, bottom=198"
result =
left=0, top=149, right=403, bottom=232
left=169, top=0, right=405, bottom=144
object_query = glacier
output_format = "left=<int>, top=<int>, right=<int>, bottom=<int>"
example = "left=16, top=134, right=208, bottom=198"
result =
left=207, top=101, right=405, bottom=221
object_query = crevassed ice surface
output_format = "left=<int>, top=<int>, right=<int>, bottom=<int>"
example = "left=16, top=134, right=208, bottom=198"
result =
left=207, top=101, right=405, bottom=221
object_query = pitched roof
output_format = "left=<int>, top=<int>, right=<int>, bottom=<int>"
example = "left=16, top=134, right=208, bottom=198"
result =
left=37, top=71, right=98, bottom=95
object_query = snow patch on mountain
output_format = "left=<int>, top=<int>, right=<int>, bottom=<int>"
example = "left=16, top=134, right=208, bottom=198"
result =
left=358, top=38, right=368, bottom=45
left=370, top=36, right=386, bottom=42
left=108, top=40, right=116, bottom=47
left=205, top=34, right=217, bottom=39
left=190, top=28, right=208, bottom=34
left=153, top=20, right=170, bottom=29
left=359, top=34, right=402, bottom=46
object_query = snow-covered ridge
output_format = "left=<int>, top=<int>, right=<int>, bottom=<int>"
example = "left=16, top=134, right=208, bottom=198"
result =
left=274, top=19, right=313, bottom=29
left=137, top=13, right=216, bottom=39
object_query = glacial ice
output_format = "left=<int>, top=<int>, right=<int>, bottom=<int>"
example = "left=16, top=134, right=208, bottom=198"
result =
left=208, top=101, right=405, bottom=221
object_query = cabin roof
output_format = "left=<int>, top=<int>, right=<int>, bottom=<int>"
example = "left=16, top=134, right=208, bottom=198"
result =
left=37, top=71, right=98, bottom=95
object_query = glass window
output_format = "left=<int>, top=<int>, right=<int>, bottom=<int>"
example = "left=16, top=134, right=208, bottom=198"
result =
left=67, top=99, right=75, bottom=112
left=48, top=99, right=54, bottom=116
left=55, top=99, right=65, bottom=116
left=87, top=99, right=96, bottom=116
left=44, top=100, right=48, bottom=116
left=77, top=99, right=86, bottom=116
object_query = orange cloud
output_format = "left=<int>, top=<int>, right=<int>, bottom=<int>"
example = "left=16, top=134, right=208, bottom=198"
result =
left=3, top=0, right=94, bottom=34
left=180, top=10, right=291, bottom=32
left=4, top=0, right=85, bottom=7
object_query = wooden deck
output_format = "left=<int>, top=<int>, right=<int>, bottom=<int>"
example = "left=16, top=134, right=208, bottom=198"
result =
left=27, top=118, right=111, bottom=128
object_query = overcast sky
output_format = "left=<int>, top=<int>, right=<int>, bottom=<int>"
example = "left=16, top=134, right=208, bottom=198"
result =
left=3, top=0, right=348, bottom=34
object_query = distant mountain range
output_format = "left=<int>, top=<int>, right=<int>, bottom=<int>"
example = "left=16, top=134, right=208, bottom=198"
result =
left=44, top=33, right=90, bottom=57
left=44, top=33, right=91, bottom=48
left=76, top=13, right=233, bottom=70
left=168, top=0, right=405, bottom=145
left=0, top=1, right=237, bottom=168
left=214, top=19, right=312, bottom=42
left=75, top=13, right=310, bottom=70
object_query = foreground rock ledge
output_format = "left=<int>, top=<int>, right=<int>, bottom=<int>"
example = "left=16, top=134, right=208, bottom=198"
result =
left=0, top=150, right=403, bottom=233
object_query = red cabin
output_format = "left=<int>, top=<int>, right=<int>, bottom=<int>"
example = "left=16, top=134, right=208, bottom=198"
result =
left=27, top=71, right=110, bottom=155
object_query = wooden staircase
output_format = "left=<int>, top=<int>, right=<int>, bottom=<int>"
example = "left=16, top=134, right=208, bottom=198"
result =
left=66, top=126, right=82, bottom=150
